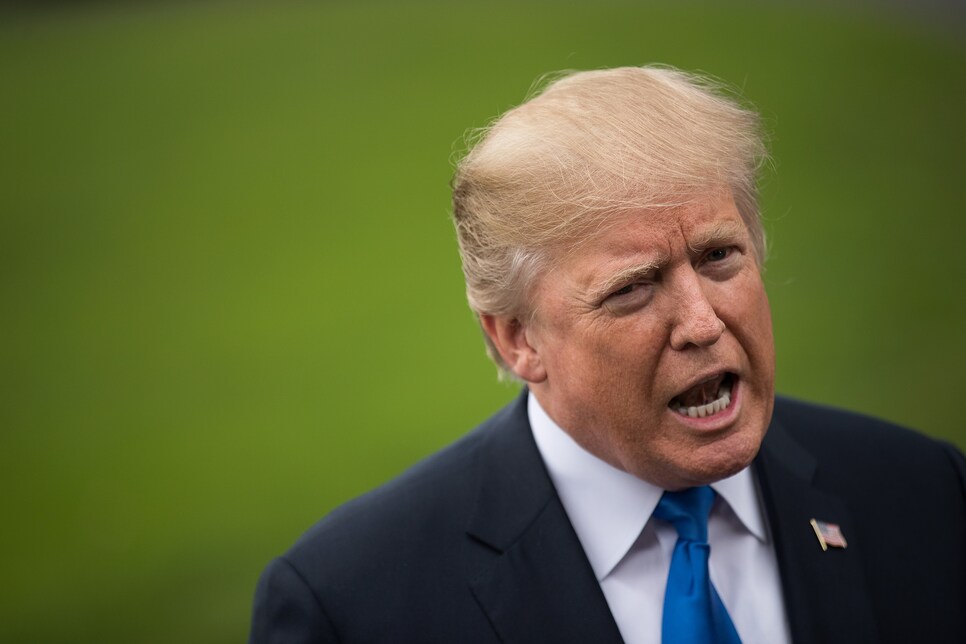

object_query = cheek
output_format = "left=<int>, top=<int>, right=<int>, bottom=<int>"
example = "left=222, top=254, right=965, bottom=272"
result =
left=595, top=320, right=668, bottom=380
left=732, top=281, right=775, bottom=373
left=718, top=272, right=771, bottom=327
left=749, top=284, right=774, bottom=347
left=545, top=322, right=667, bottom=398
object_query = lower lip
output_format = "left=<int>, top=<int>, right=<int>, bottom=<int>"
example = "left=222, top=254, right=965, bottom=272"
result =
left=669, top=377, right=742, bottom=431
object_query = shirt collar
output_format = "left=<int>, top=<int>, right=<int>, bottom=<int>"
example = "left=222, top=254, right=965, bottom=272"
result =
left=528, top=392, right=768, bottom=581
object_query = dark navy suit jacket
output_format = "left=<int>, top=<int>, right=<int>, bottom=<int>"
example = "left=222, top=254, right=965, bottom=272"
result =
left=250, top=394, right=966, bottom=643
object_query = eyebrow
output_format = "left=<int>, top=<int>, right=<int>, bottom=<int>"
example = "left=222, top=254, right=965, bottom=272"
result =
left=588, top=258, right=664, bottom=303
left=686, top=220, right=745, bottom=254
left=586, top=220, right=746, bottom=303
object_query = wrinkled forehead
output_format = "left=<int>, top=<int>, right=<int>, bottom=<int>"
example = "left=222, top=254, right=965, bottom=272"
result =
left=547, top=189, right=744, bottom=265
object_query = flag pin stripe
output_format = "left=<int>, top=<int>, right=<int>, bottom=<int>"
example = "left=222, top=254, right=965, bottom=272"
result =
left=810, top=518, right=848, bottom=551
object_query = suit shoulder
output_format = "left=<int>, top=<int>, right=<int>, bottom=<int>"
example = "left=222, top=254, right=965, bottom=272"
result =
left=775, top=395, right=941, bottom=444
left=283, top=394, right=527, bottom=575
left=251, top=395, right=530, bottom=641
left=771, top=395, right=965, bottom=481
left=290, top=423, right=484, bottom=562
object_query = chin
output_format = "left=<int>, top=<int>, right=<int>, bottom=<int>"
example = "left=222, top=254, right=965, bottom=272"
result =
left=654, top=429, right=764, bottom=489
left=695, top=430, right=763, bottom=482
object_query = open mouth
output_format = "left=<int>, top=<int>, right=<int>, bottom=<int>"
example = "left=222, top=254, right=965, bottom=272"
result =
left=669, top=372, right=736, bottom=419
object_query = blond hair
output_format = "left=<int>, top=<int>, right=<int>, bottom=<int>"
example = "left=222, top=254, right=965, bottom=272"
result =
left=451, top=65, right=768, bottom=373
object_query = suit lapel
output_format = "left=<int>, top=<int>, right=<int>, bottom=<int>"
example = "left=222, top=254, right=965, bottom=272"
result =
left=465, top=393, right=624, bottom=644
left=464, top=393, right=884, bottom=643
left=756, top=413, right=880, bottom=644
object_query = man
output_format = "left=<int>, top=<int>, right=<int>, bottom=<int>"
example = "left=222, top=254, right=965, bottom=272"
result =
left=250, top=66, right=966, bottom=643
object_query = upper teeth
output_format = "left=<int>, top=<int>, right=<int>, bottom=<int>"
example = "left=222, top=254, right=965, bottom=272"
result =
left=676, top=381, right=732, bottom=418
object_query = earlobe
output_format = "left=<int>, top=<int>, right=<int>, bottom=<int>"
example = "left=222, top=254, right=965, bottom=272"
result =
left=479, top=314, right=547, bottom=383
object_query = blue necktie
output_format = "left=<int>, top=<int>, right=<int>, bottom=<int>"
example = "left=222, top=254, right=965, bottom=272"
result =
left=654, top=486, right=742, bottom=644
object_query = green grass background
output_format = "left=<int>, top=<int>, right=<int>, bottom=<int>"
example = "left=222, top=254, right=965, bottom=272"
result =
left=1, top=2, right=964, bottom=642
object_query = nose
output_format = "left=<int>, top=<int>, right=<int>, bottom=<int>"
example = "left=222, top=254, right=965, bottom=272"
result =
left=669, top=274, right=725, bottom=351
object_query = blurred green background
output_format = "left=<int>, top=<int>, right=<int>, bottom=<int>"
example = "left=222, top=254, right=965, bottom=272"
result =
left=2, top=1, right=964, bottom=642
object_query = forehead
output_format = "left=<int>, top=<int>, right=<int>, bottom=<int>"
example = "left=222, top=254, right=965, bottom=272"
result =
left=565, top=193, right=747, bottom=269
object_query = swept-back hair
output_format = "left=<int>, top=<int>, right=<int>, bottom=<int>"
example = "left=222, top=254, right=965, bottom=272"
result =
left=451, top=65, right=768, bottom=373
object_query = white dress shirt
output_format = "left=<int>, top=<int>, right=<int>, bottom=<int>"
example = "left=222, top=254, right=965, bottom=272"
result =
left=528, top=393, right=791, bottom=644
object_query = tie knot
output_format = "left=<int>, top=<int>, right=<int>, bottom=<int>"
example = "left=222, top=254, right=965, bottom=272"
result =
left=654, top=486, right=715, bottom=542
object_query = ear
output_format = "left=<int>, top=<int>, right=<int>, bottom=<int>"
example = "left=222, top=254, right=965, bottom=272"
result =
left=480, top=314, right=547, bottom=383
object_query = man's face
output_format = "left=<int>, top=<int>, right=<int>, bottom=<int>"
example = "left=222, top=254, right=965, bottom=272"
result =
left=513, top=192, right=774, bottom=489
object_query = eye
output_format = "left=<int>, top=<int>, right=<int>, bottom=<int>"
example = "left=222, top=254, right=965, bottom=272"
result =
left=699, top=246, right=743, bottom=280
left=612, top=283, right=638, bottom=297
left=602, top=281, right=653, bottom=315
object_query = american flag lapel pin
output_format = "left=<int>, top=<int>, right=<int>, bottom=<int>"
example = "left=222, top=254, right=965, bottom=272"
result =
left=810, top=518, right=848, bottom=551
